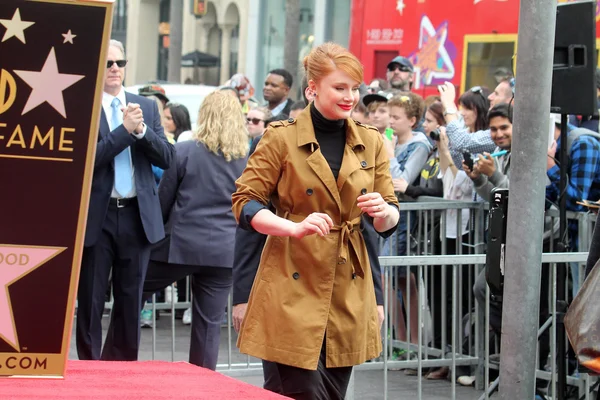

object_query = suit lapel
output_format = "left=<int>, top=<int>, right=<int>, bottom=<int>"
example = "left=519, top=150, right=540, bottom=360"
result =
left=99, top=108, right=110, bottom=138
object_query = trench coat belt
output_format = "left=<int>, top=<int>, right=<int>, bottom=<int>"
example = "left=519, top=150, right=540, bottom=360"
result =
left=281, top=211, right=364, bottom=277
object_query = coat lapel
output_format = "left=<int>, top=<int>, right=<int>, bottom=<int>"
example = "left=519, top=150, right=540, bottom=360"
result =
left=337, top=119, right=366, bottom=191
left=296, top=108, right=342, bottom=213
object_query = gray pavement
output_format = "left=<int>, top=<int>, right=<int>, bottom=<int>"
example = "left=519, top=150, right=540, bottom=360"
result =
left=69, top=312, right=486, bottom=399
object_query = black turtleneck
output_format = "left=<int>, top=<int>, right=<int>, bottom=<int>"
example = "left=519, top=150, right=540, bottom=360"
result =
left=310, top=103, right=347, bottom=180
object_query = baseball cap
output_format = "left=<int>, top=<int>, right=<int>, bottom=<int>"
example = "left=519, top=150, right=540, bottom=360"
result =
left=387, top=56, right=414, bottom=72
left=362, top=90, right=400, bottom=107
left=138, top=84, right=169, bottom=104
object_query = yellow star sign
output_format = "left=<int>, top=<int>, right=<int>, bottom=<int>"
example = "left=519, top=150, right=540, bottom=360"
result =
left=0, top=8, right=35, bottom=44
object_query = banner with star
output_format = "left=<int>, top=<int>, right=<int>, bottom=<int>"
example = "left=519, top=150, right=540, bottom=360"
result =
left=0, top=0, right=113, bottom=377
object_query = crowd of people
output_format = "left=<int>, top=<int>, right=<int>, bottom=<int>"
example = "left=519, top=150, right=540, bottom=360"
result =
left=77, top=38, right=600, bottom=399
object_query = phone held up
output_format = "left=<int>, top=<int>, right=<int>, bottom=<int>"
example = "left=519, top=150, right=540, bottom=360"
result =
left=463, top=151, right=474, bottom=170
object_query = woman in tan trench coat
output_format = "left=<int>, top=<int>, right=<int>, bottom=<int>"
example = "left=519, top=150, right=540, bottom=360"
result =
left=231, top=43, right=400, bottom=400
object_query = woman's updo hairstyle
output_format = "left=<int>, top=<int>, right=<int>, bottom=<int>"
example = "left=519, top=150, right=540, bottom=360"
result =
left=303, top=42, right=364, bottom=85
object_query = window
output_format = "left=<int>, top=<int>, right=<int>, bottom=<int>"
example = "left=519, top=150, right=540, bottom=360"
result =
left=461, top=34, right=517, bottom=93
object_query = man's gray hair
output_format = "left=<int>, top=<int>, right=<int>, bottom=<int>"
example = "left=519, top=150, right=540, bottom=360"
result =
left=109, top=39, right=126, bottom=58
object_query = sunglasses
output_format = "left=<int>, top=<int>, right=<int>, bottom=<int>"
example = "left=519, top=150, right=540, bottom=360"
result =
left=246, top=117, right=263, bottom=125
left=388, top=65, right=412, bottom=73
left=470, top=86, right=487, bottom=101
left=107, top=60, right=128, bottom=68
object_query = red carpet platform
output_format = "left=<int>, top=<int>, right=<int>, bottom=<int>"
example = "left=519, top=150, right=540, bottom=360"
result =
left=0, top=360, right=288, bottom=399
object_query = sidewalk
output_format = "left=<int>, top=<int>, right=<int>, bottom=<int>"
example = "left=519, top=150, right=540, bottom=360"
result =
left=69, top=314, right=484, bottom=399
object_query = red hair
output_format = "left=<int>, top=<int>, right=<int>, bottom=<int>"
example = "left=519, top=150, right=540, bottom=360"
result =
left=303, top=42, right=363, bottom=85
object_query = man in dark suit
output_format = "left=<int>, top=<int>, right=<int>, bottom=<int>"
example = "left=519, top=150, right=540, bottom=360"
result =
left=76, top=39, right=174, bottom=361
left=263, top=68, right=295, bottom=118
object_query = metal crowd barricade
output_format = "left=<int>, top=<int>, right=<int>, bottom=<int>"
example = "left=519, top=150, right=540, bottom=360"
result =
left=126, top=200, right=598, bottom=400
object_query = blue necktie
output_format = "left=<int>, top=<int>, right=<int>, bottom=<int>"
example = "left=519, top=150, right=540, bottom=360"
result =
left=111, top=98, right=133, bottom=197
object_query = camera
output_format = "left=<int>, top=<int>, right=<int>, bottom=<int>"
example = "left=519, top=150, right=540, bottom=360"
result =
left=463, top=151, right=474, bottom=170
left=429, top=128, right=441, bottom=142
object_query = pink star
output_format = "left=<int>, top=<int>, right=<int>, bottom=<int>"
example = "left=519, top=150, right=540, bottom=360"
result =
left=0, top=246, right=65, bottom=350
left=14, top=47, right=85, bottom=118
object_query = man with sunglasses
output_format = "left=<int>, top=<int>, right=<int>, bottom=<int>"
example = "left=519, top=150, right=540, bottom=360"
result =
left=76, top=39, right=175, bottom=362
left=386, top=56, right=414, bottom=91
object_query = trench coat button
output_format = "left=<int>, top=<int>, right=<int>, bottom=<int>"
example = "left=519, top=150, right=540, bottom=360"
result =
left=292, top=272, right=300, bottom=280
left=288, top=118, right=294, bottom=123
left=360, top=160, right=367, bottom=168
left=361, top=188, right=367, bottom=195
left=338, top=259, right=346, bottom=265
left=352, top=273, right=357, bottom=279
left=306, top=188, right=313, bottom=196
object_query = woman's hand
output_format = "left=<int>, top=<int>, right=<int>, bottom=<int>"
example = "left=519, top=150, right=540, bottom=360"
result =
left=232, top=303, right=247, bottom=333
left=292, top=213, right=334, bottom=238
left=392, top=178, right=409, bottom=193
left=377, top=305, right=385, bottom=329
left=438, top=81, right=456, bottom=110
left=357, top=192, right=390, bottom=219
left=438, top=127, right=449, bottom=150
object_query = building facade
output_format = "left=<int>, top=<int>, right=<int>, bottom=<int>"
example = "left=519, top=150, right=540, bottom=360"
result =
left=118, top=0, right=351, bottom=101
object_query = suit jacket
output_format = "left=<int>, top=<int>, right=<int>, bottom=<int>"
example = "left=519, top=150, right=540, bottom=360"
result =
left=85, top=92, right=175, bottom=247
left=151, top=140, right=247, bottom=267
left=232, top=135, right=386, bottom=306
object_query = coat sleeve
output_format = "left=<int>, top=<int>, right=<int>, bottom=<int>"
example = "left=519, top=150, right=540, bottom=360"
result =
left=158, top=145, right=186, bottom=223
left=373, top=132, right=400, bottom=238
left=232, top=127, right=285, bottom=227
left=135, top=101, right=175, bottom=170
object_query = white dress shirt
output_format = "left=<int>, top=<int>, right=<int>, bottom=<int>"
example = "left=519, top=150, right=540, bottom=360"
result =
left=102, top=87, right=146, bottom=198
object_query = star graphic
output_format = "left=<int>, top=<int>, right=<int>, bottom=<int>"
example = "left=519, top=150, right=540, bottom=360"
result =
left=408, top=16, right=455, bottom=89
left=14, top=47, right=85, bottom=118
left=396, top=0, right=406, bottom=15
left=62, top=29, right=77, bottom=44
left=0, top=245, right=65, bottom=350
left=0, top=8, right=35, bottom=44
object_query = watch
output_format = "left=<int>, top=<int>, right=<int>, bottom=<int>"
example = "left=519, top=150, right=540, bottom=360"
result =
left=444, top=108, right=457, bottom=116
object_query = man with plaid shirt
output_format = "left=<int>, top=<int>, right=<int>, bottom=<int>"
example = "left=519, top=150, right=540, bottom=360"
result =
left=546, top=117, right=600, bottom=233
left=546, top=116, right=600, bottom=298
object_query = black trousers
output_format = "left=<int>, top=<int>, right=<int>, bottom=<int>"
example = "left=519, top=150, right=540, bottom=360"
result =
left=263, top=342, right=353, bottom=400
left=142, top=261, right=232, bottom=370
left=76, top=201, right=150, bottom=361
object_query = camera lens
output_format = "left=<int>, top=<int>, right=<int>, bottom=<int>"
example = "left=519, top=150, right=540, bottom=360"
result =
left=430, top=128, right=440, bottom=141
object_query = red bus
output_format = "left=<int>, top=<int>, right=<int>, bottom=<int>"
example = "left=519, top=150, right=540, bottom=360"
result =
left=349, top=0, right=600, bottom=97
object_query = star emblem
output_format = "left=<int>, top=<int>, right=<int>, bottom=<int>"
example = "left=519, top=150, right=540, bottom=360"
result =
left=14, top=47, right=85, bottom=118
left=0, top=8, right=35, bottom=44
left=0, top=245, right=65, bottom=350
left=396, top=0, right=406, bottom=15
left=62, top=29, right=77, bottom=44
left=408, top=15, right=455, bottom=89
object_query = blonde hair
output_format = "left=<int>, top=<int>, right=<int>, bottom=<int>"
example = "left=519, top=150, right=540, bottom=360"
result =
left=192, top=91, right=249, bottom=161
left=303, top=42, right=363, bottom=85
